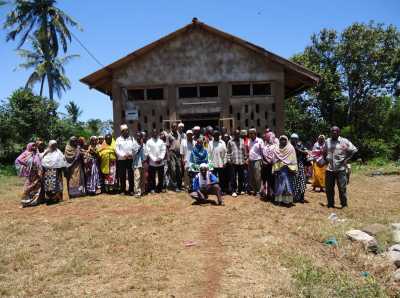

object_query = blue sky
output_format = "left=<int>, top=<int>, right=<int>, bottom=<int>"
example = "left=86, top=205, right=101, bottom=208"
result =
left=1, top=0, right=399, bottom=121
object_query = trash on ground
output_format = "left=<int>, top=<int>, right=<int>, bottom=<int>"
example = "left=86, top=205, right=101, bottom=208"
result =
left=324, top=237, right=338, bottom=247
left=184, top=240, right=198, bottom=247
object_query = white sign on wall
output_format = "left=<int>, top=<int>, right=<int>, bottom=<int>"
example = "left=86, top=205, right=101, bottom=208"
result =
left=126, top=107, right=138, bottom=121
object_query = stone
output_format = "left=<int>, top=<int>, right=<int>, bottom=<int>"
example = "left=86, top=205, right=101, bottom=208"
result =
left=389, top=244, right=400, bottom=252
left=346, top=229, right=378, bottom=252
left=362, top=223, right=388, bottom=236
left=391, top=223, right=400, bottom=243
left=393, top=268, right=400, bottom=282
left=388, top=250, right=400, bottom=268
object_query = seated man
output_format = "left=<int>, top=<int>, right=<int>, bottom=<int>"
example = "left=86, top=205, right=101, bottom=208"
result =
left=190, top=163, right=224, bottom=206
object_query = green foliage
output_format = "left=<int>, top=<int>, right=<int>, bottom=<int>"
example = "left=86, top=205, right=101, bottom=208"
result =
left=287, top=22, right=400, bottom=160
left=0, top=88, right=111, bottom=163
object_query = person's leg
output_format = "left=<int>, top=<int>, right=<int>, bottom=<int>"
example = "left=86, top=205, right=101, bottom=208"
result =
left=231, top=164, right=238, bottom=194
left=208, top=184, right=224, bottom=205
left=254, top=160, right=262, bottom=194
left=175, top=154, right=182, bottom=190
left=119, top=160, right=127, bottom=193
left=248, top=161, right=254, bottom=193
left=134, top=167, right=141, bottom=196
left=337, top=170, right=348, bottom=207
left=139, top=167, right=145, bottom=195
left=127, top=159, right=134, bottom=194
left=156, top=166, right=164, bottom=193
left=148, top=165, right=156, bottom=192
left=168, top=152, right=177, bottom=189
left=237, top=165, right=245, bottom=194
left=325, top=171, right=335, bottom=207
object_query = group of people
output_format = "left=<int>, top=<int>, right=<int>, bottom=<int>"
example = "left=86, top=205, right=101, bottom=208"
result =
left=15, top=122, right=357, bottom=209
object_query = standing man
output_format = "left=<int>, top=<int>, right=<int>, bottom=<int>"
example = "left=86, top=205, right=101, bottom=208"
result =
left=227, top=129, right=247, bottom=197
left=133, top=132, right=146, bottom=197
left=247, top=128, right=263, bottom=195
left=207, top=130, right=228, bottom=193
left=180, top=130, right=195, bottom=191
left=115, top=124, right=138, bottom=196
left=146, top=129, right=167, bottom=193
left=168, top=123, right=183, bottom=192
left=324, top=126, right=357, bottom=208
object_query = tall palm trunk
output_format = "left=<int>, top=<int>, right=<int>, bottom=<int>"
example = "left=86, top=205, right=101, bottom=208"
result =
left=39, top=75, right=45, bottom=96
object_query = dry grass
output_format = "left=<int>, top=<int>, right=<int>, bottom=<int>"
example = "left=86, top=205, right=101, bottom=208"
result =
left=0, top=171, right=399, bottom=297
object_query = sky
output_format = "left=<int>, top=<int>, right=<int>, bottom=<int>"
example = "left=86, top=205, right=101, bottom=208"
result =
left=0, top=0, right=399, bottom=121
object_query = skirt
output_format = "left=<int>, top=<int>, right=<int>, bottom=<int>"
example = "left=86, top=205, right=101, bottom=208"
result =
left=21, top=170, right=43, bottom=207
left=43, top=167, right=63, bottom=203
left=274, top=166, right=294, bottom=204
left=312, top=162, right=326, bottom=188
left=67, top=162, right=86, bottom=198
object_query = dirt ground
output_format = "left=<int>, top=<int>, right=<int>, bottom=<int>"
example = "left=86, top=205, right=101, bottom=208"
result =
left=0, top=172, right=399, bottom=297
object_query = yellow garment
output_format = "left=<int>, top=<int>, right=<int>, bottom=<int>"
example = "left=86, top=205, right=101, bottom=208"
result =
left=272, top=160, right=298, bottom=173
left=312, top=161, right=326, bottom=188
left=97, top=141, right=116, bottom=174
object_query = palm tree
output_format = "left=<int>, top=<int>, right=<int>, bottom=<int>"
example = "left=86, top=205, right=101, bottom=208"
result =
left=3, top=0, right=80, bottom=55
left=17, top=36, right=78, bottom=99
left=65, top=101, right=82, bottom=124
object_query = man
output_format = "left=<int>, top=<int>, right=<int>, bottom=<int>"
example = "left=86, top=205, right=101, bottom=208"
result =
left=115, top=124, right=138, bottom=195
left=190, top=163, right=224, bottom=206
left=177, top=122, right=186, bottom=140
left=227, top=129, right=247, bottom=197
left=323, top=126, right=357, bottom=208
left=247, top=128, right=263, bottom=195
left=133, top=132, right=146, bottom=197
left=207, top=130, right=228, bottom=193
left=193, top=126, right=201, bottom=141
left=146, top=129, right=167, bottom=193
left=167, top=123, right=183, bottom=192
left=180, top=130, right=195, bottom=191
left=204, top=126, right=214, bottom=149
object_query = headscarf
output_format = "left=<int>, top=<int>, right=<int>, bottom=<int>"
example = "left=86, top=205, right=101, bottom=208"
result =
left=42, top=141, right=67, bottom=169
left=272, top=135, right=298, bottom=172
left=190, top=139, right=208, bottom=165
left=64, top=136, right=79, bottom=164
left=15, top=142, right=41, bottom=177
left=312, top=135, right=326, bottom=165
left=262, top=132, right=277, bottom=164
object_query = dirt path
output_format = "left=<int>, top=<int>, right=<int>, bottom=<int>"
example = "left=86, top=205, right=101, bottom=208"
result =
left=0, top=174, right=400, bottom=297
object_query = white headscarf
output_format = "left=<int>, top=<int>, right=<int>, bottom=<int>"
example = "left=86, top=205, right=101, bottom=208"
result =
left=42, top=141, right=67, bottom=168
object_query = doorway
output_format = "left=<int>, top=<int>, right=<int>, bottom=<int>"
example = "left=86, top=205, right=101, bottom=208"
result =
left=180, top=113, right=220, bottom=130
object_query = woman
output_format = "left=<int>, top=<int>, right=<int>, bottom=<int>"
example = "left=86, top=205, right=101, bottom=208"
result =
left=272, top=135, right=298, bottom=206
left=83, top=136, right=102, bottom=195
left=98, top=134, right=118, bottom=193
left=64, top=136, right=86, bottom=198
left=42, top=140, right=66, bottom=203
left=311, top=135, right=327, bottom=192
left=15, top=143, right=43, bottom=208
left=190, top=137, right=211, bottom=172
left=261, top=132, right=278, bottom=200
left=290, top=133, right=309, bottom=203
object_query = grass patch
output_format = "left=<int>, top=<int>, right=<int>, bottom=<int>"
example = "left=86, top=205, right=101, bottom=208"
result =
left=352, top=159, right=400, bottom=176
left=289, top=255, right=388, bottom=298
left=0, top=164, right=17, bottom=176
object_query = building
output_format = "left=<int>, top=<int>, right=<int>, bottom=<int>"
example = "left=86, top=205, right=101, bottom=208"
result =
left=81, top=18, right=319, bottom=135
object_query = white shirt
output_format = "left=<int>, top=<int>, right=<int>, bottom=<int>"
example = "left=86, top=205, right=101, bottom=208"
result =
left=115, top=136, right=138, bottom=160
left=207, top=140, right=227, bottom=168
left=146, top=137, right=167, bottom=167
left=180, top=138, right=195, bottom=169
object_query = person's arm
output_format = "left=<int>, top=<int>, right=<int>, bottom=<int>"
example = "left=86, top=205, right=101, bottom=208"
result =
left=132, top=138, right=140, bottom=156
left=221, top=142, right=228, bottom=165
left=345, top=139, right=358, bottom=162
left=226, top=141, right=232, bottom=163
left=146, top=141, right=157, bottom=162
left=209, top=173, right=218, bottom=184
left=115, top=138, right=125, bottom=159
left=159, top=141, right=167, bottom=161
left=192, top=176, right=200, bottom=192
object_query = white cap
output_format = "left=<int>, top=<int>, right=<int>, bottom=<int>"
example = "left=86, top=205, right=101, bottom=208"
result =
left=199, top=163, right=208, bottom=169
left=193, top=126, right=200, bottom=131
left=120, top=124, right=128, bottom=131
left=186, top=130, right=193, bottom=135
left=178, top=123, right=184, bottom=128
left=49, top=140, right=57, bottom=146
left=290, top=133, right=299, bottom=139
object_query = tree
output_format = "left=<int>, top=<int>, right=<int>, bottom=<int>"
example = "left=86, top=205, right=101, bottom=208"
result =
left=86, top=119, right=102, bottom=136
left=17, top=36, right=78, bottom=98
left=65, top=101, right=82, bottom=124
left=4, top=0, right=80, bottom=99
left=338, top=22, right=400, bottom=125
left=3, top=0, right=79, bottom=54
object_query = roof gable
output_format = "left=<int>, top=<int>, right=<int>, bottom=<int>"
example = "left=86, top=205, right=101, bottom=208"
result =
left=80, top=18, right=319, bottom=97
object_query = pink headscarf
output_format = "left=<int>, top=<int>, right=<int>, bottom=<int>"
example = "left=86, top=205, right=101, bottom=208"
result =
left=15, top=143, right=41, bottom=177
